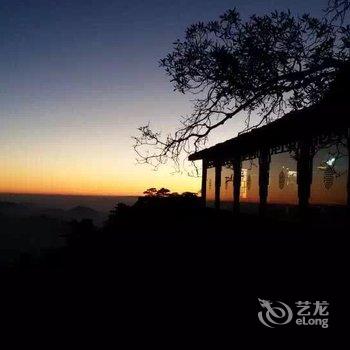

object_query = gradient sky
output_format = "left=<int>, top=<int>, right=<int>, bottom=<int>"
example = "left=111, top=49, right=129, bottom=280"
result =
left=0, top=0, right=326, bottom=196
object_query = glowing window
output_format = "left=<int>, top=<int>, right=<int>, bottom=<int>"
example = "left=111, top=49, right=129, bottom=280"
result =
left=240, top=158, right=260, bottom=214
left=206, top=167, right=216, bottom=208
left=310, top=138, right=348, bottom=206
left=220, top=163, right=234, bottom=210
left=268, top=152, right=298, bottom=205
left=240, top=158, right=259, bottom=203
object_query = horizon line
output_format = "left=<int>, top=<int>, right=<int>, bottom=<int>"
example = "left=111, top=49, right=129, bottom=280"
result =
left=0, top=191, right=142, bottom=198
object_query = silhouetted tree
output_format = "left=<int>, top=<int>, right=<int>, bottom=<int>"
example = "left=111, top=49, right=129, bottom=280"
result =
left=156, top=188, right=171, bottom=197
left=108, top=203, right=130, bottom=220
left=143, top=188, right=158, bottom=197
left=181, top=192, right=198, bottom=199
left=134, top=7, right=350, bottom=169
left=327, top=0, right=350, bottom=21
left=169, top=192, right=180, bottom=197
left=143, top=187, right=172, bottom=197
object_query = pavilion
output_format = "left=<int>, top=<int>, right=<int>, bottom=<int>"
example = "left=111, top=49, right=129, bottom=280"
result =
left=189, top=69, right=349, bottom=217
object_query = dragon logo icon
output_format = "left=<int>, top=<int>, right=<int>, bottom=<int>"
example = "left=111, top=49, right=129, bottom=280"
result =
left=258, top=298, right=293, bottom=328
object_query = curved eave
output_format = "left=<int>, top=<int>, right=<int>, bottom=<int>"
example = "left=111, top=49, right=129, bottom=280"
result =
left=189, top=101, right=349, bottom=162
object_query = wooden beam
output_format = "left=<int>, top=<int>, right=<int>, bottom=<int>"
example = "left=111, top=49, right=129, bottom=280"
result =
left=259, top=148, right=271, bottom=216
left=297, top=139, right=313, bottom=215
left=201, top=159, right=208, bottom=208
left=215, top=162, right=221, bottom=210
left=233, top=157, right=241, bottom=214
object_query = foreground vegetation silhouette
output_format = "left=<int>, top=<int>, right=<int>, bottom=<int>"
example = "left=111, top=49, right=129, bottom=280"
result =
left=1, top=188, right=347, bottom=334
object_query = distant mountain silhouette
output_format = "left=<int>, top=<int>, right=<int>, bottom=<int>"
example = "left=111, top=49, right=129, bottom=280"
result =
left=0, top=201, right=31, bottom=217
left=65, top=206, right=100, bottom=221
left=38, top=207, right=66, bottom=218
left=0, top=193, right=138, bottom=212
left=0, top=201, right=106, bottom=224
left=0, top=202, right=107, bottom=267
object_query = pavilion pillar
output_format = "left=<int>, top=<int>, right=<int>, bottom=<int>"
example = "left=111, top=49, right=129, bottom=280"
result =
left=214, top=162, right=222, bottom=210
left=297, top=139, right=313, bottom=216
left=233, top=157, right=241, bottom=214
left=201, top=159, right=208, bottom=208
left=259, top=148, right=271, bottom=216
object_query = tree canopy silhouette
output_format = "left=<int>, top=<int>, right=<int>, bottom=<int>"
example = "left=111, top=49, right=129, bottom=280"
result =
left=327, top=0, right=350, bottom=21
left=142, top=187, right=197, bottom=198
left=134, top=6, right=350, bottom=170
left=143, top=187, right=171, bottom=197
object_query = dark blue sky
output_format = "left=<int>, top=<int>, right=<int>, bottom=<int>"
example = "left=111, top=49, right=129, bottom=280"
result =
left=0, top=0, right=328, bottom=195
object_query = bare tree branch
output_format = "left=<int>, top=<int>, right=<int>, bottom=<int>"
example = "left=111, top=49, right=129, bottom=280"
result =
left=134, top=9, right=350, bottom=170
left=326, top=0, right=350, bottom=22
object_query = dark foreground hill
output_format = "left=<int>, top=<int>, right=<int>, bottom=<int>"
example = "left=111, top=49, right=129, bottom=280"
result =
left=1, top=195, right=347, bottom=337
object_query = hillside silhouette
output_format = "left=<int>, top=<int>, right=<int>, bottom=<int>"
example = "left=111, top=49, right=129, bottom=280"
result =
left=0, top=188, right=347, bottom=334
left=0, top=200, right=108, bottom=268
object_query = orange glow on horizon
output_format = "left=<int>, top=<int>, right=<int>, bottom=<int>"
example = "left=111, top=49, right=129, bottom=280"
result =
left=0, top=125, right=201, bottom=197
left=0, top=176, right=201, bottom=197
left=0, top=160, right=201, bottom=197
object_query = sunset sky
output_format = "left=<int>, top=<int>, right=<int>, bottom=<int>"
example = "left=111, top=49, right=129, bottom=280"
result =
left=0, top=0, right=325, bottom=196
